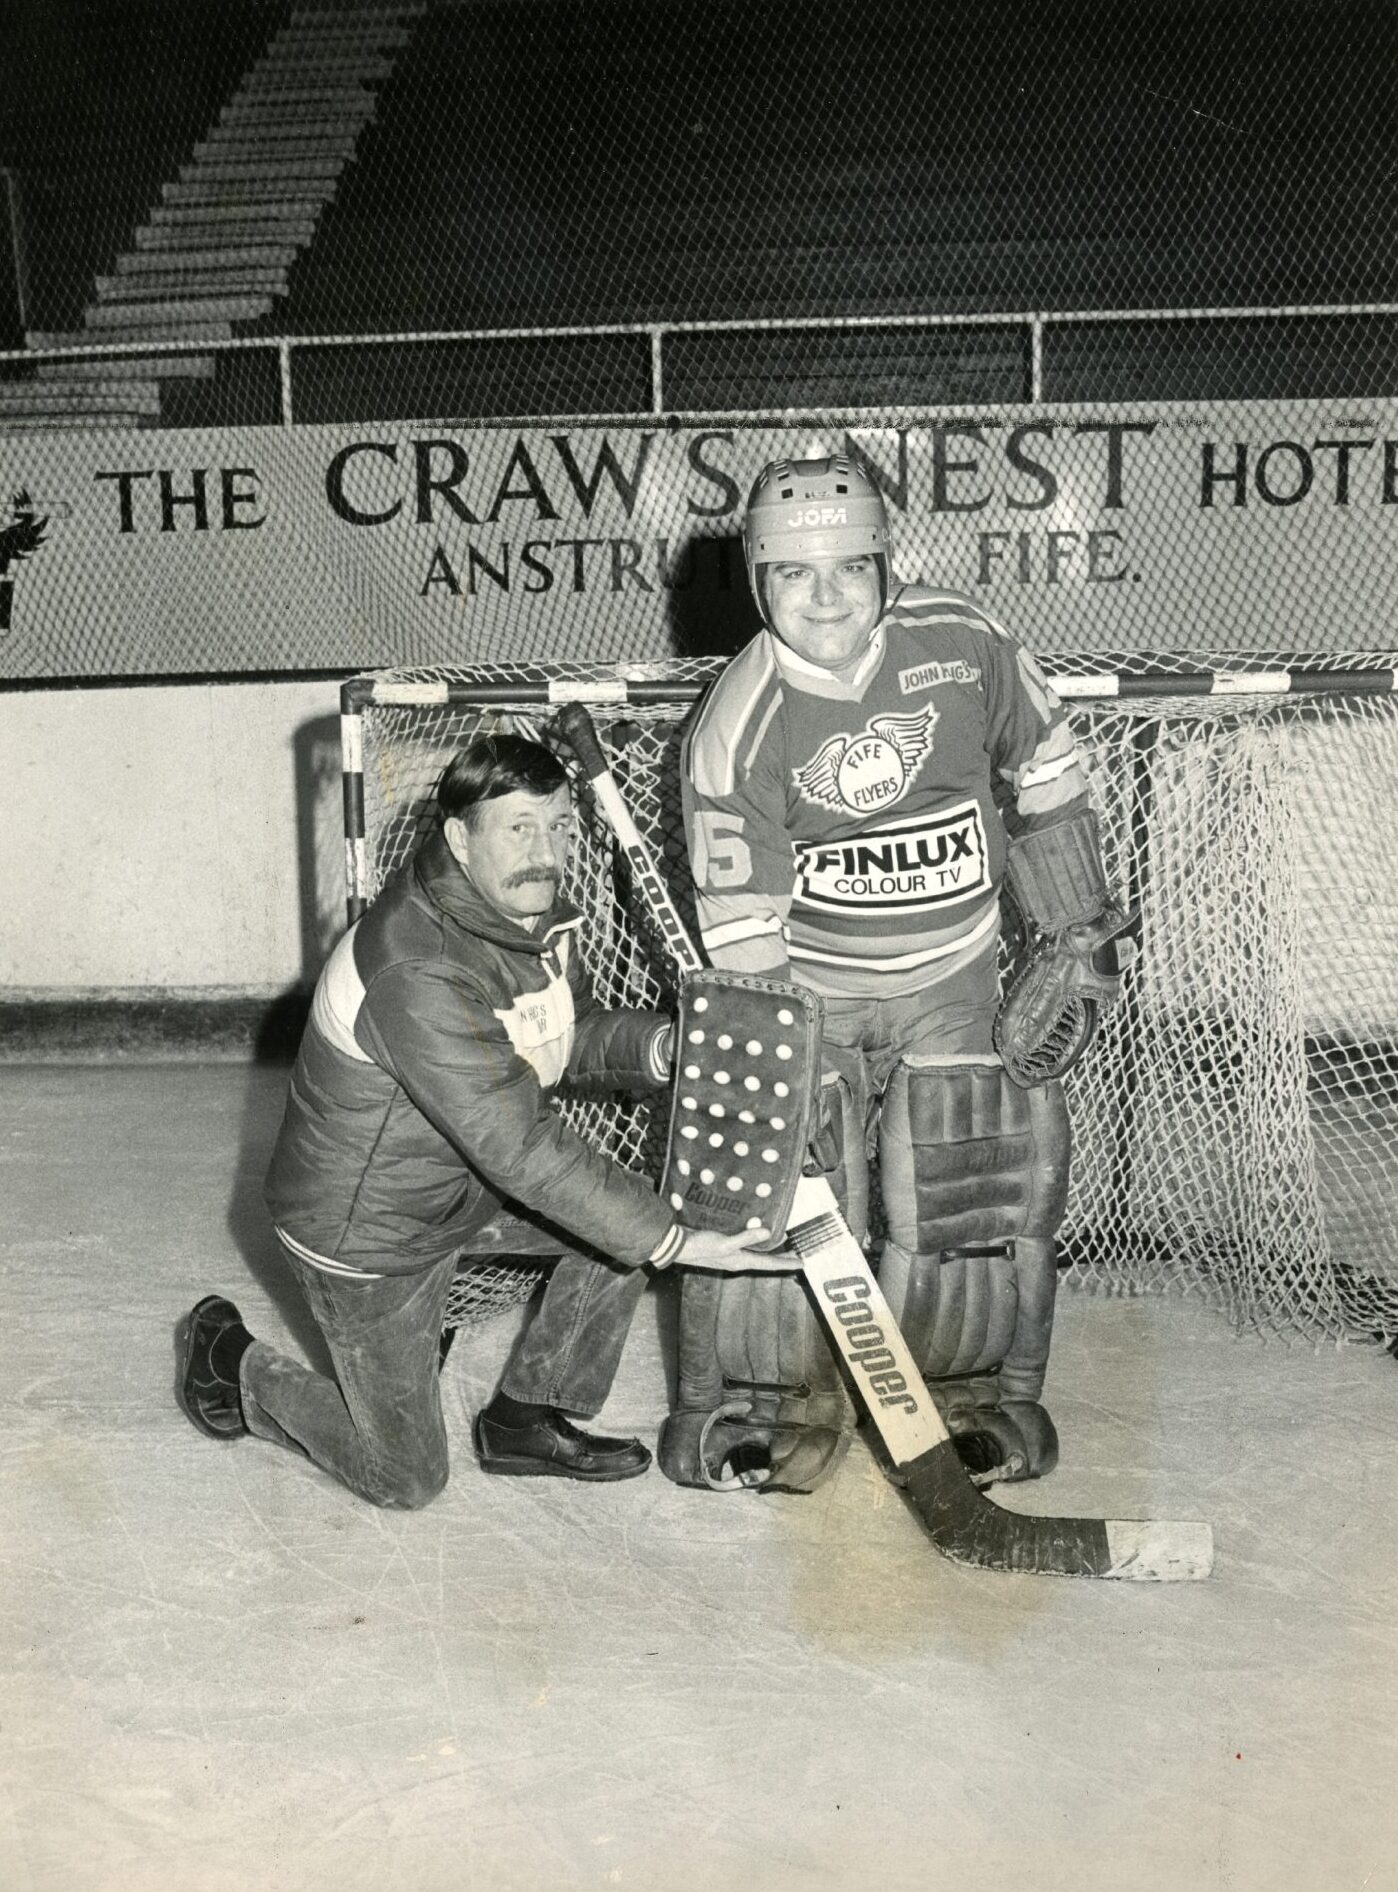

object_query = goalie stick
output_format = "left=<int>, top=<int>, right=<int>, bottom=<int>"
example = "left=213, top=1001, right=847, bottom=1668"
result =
left=555, top=700, right=1213, bottom=1582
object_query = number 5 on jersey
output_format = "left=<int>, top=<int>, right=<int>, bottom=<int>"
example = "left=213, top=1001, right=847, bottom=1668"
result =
left=691, top=810, right=752, bottom=888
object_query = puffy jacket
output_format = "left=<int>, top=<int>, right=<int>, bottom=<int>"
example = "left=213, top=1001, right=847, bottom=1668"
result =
left=265, top=826, right=675, bottom=1273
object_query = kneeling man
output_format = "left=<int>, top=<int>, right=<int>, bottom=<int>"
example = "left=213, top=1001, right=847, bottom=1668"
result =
left=178, top=733, right=782, bottom=1505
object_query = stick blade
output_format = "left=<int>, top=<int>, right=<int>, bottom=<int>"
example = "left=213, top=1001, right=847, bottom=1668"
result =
left=904, top=1441, right=1214, bottom=1582
left=1102, top=1519, right=1215, bottom=1582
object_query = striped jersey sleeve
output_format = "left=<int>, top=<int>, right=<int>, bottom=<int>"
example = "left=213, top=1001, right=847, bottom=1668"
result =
left=891, top=583, right=1093, bottom=830
left=681, top=637, right=796, bottom=976
left=975, top=612, right=1092, bottom=832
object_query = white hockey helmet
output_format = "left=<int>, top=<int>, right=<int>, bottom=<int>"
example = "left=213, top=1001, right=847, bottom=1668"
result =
left=742, top=454, right=890, bottom=627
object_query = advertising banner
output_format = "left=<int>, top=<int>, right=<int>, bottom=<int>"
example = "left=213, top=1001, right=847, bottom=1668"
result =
left=2, top=401, right=1396, bottom=678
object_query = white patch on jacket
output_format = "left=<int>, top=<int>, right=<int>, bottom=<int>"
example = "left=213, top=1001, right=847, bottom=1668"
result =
left=312, top=924, right=372, bottom=1063
left=493, top=938, right=575, bottom=1089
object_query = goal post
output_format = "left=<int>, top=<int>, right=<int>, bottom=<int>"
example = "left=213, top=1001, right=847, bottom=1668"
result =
left=340, top=654, right=1398, bottom=1344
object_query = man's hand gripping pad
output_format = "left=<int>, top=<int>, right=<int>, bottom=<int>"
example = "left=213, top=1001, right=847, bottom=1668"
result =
left=660, top=971, right=824, bottom=1247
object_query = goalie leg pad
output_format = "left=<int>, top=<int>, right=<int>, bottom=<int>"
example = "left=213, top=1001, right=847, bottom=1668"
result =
left=658, top=1272, right=856, bottom=1492
left=658, top=1074, right=863, bottom=1494
left=811, top=1059, right=870, bottom=1243
left=934, top=1378, right=1060, bottom=1484
left=878, top=1058, right=1069, bottom=1481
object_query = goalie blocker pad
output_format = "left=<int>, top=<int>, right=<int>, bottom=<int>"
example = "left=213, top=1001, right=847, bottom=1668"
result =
left=660, top=970, right=824, bottom=1249
left=1004, top=808, right=1110, bottom=933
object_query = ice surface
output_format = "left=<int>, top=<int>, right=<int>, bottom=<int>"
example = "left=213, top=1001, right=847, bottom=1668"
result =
left=2, top=1062, right=1397, bottom=1892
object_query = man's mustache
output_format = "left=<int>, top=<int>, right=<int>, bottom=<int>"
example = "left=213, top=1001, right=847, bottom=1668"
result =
left=506, top=868, right=560, bottom=888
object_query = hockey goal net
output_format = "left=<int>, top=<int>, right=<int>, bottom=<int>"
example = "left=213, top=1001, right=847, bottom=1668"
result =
left=342, top=655, right=1398, bottom=1343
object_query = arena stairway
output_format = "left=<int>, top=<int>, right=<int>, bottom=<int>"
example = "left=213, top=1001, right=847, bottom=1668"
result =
left=1, top=2, right=426, bottom=437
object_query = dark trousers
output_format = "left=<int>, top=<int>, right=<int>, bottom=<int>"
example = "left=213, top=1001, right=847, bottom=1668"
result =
left=241, top=1247, right=648, bottom=1509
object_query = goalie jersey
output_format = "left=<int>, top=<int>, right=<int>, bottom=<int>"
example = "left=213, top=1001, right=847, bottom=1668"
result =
left=681, top=583, right=1090, bottom=1000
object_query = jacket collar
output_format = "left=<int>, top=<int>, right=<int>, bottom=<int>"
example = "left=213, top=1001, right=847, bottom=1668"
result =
left=413, top=825, right=585, bottom=955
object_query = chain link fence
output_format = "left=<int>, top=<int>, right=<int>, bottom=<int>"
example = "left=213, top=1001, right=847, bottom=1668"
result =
left=2, top=1, right=1397, bottom=680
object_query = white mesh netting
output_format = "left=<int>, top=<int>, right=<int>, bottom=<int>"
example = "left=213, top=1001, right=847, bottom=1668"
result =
left=351, top=661, right=714, bottom=1325
left=348, top=656, right=1398, bottom=1340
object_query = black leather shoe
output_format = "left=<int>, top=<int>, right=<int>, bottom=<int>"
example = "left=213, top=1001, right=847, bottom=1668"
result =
left=178, top=1295, right=253, bottom=1440
left=474, top=1405, right=651, bottom=1481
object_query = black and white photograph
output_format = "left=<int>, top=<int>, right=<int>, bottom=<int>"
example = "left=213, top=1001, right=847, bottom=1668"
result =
left=3, top=3, right=1397, bottom=1888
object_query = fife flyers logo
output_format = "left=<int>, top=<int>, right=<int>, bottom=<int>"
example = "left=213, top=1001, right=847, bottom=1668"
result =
left=791, top=704, right=937, bottom=816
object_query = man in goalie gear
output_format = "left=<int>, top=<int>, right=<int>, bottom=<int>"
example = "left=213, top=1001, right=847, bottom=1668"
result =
left=674, top=452, right=1129, bottom=1492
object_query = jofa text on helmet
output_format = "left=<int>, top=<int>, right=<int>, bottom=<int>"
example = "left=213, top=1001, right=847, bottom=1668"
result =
left=785, top=504, right=849, bottom=528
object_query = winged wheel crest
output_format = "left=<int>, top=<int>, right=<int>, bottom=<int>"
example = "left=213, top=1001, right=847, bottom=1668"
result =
left=792, top=704, right=938, bottom=813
